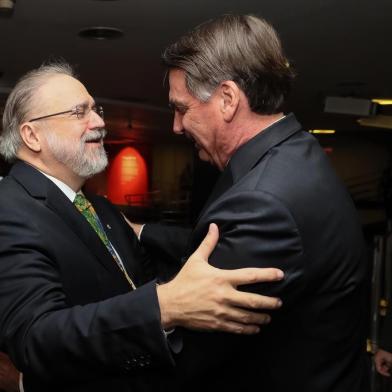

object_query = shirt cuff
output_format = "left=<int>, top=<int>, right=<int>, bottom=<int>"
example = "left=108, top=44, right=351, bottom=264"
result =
left=19, top=373, right=24, bottom=392
left=164, top=328, right=175, bottom=337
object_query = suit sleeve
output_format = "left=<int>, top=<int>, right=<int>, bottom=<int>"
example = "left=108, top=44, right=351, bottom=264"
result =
left=141, top=223, right=191, bottom=264
left=204, top=190, right=306, bottom=305
left=0, top=210, right=174, bottom=383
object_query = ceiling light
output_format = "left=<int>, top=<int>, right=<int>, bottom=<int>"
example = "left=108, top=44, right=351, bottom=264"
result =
left=371, top=99, right=392, bottom=106
left=324, top=96, right=375, bottom=116
left=78, top=27, right=123, bottom=40
left=0, top=0, right=14, bottom=9
left=309, top=129, right=336, bottom=134
left=357, top=115, right=392, bottom=129
left=0, top=0, right=15, bottom=16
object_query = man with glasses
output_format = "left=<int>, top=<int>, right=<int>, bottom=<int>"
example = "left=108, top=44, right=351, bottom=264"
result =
left=0, top=62, right=283, bottom=392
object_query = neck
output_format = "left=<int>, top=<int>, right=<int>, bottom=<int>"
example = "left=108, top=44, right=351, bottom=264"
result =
left=216, top=112, right=284, bottom=170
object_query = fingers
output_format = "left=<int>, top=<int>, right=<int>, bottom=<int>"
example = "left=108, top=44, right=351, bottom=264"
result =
left=212, top=321, right=261, bottom=335
left=225, top=267, right=284, bottom=286
left=229, top=290, right=282, bottom=310
left=380, top=362, right=392, bottom=377
left=377, top=364, right=391, bottom=377
left=375, top=351, right=392, bottom=377
left=375, top=355, right=392, bottom=377
left=192, top=223, right=219, bottom=261
left=225, top=308, right=272, bottom=325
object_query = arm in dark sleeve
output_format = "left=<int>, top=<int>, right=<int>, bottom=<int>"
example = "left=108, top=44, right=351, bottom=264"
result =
left=171, top=190, right=305, bottom=382
left=141, top=223, right=191, bottom=265
left=204, top=190, right=306, bottom=304
left=0, top=213, right=174, bottom=383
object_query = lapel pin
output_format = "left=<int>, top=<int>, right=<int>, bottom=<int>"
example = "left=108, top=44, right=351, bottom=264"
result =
left=106, top=224, right=111, bottom=230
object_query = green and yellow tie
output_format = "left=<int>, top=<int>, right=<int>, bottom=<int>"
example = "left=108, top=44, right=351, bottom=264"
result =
left=73, top=193, right=136, bottom=290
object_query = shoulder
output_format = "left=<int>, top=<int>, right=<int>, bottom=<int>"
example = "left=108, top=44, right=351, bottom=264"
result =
left=88, top=194, right=123, bottom=218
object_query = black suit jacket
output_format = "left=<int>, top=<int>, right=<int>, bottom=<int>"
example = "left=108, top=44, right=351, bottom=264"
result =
left=0, top=161, right=174, bottom=392
left=143, top=113, right=370, bottom=392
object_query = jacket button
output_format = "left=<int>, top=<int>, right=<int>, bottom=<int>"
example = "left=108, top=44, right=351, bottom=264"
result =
left=124, top=358, right=137, bottom=371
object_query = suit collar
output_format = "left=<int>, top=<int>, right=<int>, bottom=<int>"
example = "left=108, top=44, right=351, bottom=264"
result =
left=9, top=160, right=51, bottom=199
left=193, top=113, right=302, bottom=229
left=228, top=113, right=302, bottom=183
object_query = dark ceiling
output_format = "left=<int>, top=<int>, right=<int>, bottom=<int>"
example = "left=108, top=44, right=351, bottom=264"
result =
left=0, top=0, right=391, bottom=144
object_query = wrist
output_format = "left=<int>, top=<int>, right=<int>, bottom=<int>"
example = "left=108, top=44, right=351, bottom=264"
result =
left=156, top=282, right=178, bottom=330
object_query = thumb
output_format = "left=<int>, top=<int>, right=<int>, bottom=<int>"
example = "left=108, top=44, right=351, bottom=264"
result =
left=192, top=223, right=219, bottom=262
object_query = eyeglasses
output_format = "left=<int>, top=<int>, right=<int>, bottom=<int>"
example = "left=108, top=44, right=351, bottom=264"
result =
left=29, top=103, right=104, bottom=122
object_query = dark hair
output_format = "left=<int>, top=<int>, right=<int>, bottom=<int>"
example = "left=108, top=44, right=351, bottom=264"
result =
left=162, top=14, right=295, bottom=114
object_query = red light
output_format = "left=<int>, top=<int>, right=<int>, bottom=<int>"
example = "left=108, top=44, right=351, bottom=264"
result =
left=107, top=147, right=148, bottom=205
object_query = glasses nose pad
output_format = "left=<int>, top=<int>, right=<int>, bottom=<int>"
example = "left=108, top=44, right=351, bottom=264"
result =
left=95, top=106, right=104, bottom=120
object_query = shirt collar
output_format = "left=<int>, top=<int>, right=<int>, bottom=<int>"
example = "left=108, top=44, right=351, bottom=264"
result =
left=39, top=171, right=78, bottom=202
left=227, top=113, right=302, bottom=183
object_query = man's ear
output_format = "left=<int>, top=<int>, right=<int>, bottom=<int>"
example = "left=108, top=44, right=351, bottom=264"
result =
left=219, top=80, right=240, bottom=122
left=19, top=122, right=42, bottom=153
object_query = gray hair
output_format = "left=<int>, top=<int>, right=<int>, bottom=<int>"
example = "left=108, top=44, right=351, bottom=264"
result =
left=0, top=61, right=75, bottom=162
left=162, top=14, right=295, bottom=114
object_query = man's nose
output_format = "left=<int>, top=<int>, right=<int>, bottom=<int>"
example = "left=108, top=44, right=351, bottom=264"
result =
left=89, top=109, right=105, bottom=129
left=172, top=112, right=184, bottom=134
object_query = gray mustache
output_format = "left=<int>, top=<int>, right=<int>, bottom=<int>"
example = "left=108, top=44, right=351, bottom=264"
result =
left=82, top=128, right=107, bottom=142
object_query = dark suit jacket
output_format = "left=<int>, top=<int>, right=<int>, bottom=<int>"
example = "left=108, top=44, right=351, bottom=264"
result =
left=0, top=161, right=174, bottom=392
left=142, top=113, right=370, bottom=392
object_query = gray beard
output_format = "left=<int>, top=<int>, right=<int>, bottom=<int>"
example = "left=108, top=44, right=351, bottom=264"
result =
left=45, top=129, right=108, bottom=178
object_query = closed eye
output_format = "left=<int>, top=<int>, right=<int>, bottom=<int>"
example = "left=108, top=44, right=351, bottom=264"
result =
left=169, top=102, right=188, bottom=115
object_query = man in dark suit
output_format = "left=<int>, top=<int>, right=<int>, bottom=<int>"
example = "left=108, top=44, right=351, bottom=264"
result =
left=135, top=14, right=370, bottom=391
left=0, top=62, right=284, bottom=391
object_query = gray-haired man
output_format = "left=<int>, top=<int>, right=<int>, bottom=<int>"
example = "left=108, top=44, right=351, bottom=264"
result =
left=0, top=62, right=283, bottom=392
left=136, top=14, right=370, bottom=392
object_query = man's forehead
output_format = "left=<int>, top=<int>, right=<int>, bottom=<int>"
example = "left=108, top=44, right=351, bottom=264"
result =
left=168, top=69, right=186, bottom=91
left=37, top=74, right=92, bottom=107
left=168, top=69, right=194, bottom=105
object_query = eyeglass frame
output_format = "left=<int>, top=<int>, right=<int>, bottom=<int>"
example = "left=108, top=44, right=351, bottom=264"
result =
left=28, top=103, right=104, bottom=122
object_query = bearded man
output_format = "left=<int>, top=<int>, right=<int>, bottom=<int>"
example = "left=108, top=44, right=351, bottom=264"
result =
left=0, top=62, right=283, bottom=392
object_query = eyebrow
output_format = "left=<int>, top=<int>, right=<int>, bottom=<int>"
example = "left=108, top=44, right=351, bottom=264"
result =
left=76, top=100, right=94, bottom=109
left=168, top=100, right=187, bottom=111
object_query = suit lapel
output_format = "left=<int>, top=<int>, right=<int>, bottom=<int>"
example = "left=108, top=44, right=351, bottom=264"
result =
left=46, top=188, right=124, bottom=279
left=10, top=161, right=128, bottom=284
left=90, top=197, right=143, bottom=286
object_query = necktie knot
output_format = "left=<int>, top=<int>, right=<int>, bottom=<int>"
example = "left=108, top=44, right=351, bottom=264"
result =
left=74, top=193, right=91, bottom=212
